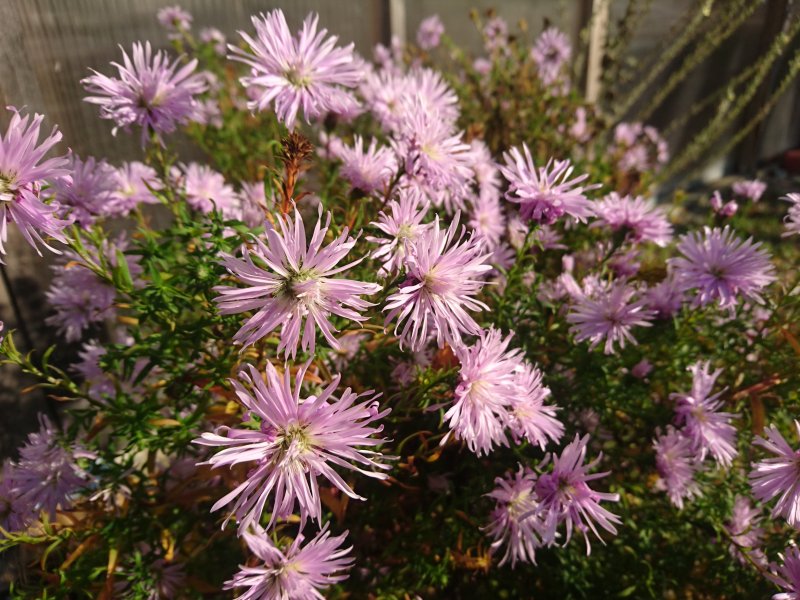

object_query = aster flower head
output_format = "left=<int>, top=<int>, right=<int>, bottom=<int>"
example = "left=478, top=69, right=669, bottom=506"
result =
left=653, top=426, right=701, bottom=509
left=483, top=17, right=509, bottom=53
left=383, top=213, right=492, bottom=351
left=224, top=523, right=353, bottom=599
left=534, top=434, right=621, bottom=553
left=215, top=208, right=380, bottom=358
left=11, top=416, right=86, bottom=522
left=567, top=281, right=654, bottom=355
left=1, top=460, right=31, bottom=532
left=157, top=5, right=192, bottom=38
left=335, top=135, right=397, bottom=195
left=468, top=192, right=505, bottom=251
left=231, top=10, right=363, bottom=129
left=725, top=495, right=766, bottom=566
left=530, top=27, right=571, bottom=86
left=783, top=193, right=800, bottom=237
left=417, top=15, right=445, bottom=50
left=732, top=179, right=766, bottom=202
left=670, top=226, right=776, bottom=310
left=644, top=275, right=685, bottom=319
left=0, top=107, right=71, bottom=258
left=500, top=144, right=599, bottom=224
left=484, top=466, right=543, bottom=567
left=179, top=162, right=239, bottom=216
left=195, top=362, right=390, bottom=532
left=445, top=328, right=523, bottom=455
left=508, top=364, right=564, bottom=450
left=770, top=546, right=800, bottom=600
left=199, top=27, right=227, bottom=55
left=367, top=186, right=430, bottom=275
left=749, top=421, right=800, bottom=528
left=392, top=98, right=473, bottom=204
left=82, top=42, right=208, bottom=146
left=105, top=161, right=163, bottom=217
left=50, top=155, right=116, bottom=227
left=671, top=361, right=738, bottom=467
left=591, top=192, right=672, bottom=246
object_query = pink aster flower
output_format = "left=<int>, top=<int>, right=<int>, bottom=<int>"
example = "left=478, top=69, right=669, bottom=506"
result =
left=335, top=135, right=397, bottom=195
left=199, top=27, right=227, bottom=55
left=215, top=208, right=380, bottom=358
left=484, top=466, right=544, bottom=567
left=770, top=546, right=800, bottom=600
left=50, top=155, right=116, bottom=227
left=468, top=193, right=505, bottom=251
left=508, top=364, right=563, bottom=450
left=567, top=281, right=654, bottom=355
left=725, top=495, right=766, bottom=566
left=483, top=17, right=509, bottom=53
left=671, top=361, right=738, bottom=467
left=383, top=214, right=492, bottom=351
left=11, top=416, right=86, bottom=522
left=500, top=144, right=599, bottom=224
left=732, top=179, right=766, bottom=202
left=530, top=27, right=571, bottom=87
left=179, top=162, right=239, bottom=216
left=231, top=10, right=363, bottom=129
left=644, top=275, right=685, bottom=319
left=195, top=362, right=390, bottom=532
left=591, top=192, right=672, bottom=246
left=749, top=421, right=800, bottom=528
left=157, top=5, right=192, bottom=38
left=653, top=426, right=701, bottom=509
left=105, top=161, right=163, bottom=217
left=783, top=193, right=800, bottom=237
left=82, top=42, right=207, bottom=146
left=367, top=186, right=430, bottom=275
left=1, top=460, right=32, bottom=531
left=670, top=226, right=776, bottom=310
left=0, top=107, right=70, bottom=258
left=445, top=328, right=523, bottom=455
left=534, top=434, right=621, bottom=553
left=224, top=523, right=353, bottom=599
left=417, top=15, right=445, bottom=50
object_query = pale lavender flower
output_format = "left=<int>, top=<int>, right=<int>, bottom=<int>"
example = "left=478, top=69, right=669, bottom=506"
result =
left=0, top=107, right=70, bottom=258
left=392, top=99, right=473, bottom=207
left=671, top=361, right=738, bottom=467
left=335, top=135, right=397, bottom=194
left=190, top=98, right=223, bottom=128
left=215, top=208, right=380, bottom=358
left=199, top=27, right=227, bottom=55
left=367, top=186, right=430, bottom=275
left=591, top=192, right=672, bottom=246
left=732, top=179, right=766, bottom=202
left=500, top=144, right=599, bottom=224
left=383, top=214, right=492, bottom=351
left=569, top=107, right=591, bottom=142
left=644, top=275, right=685, bottom=319
left=195, top=362, right=390, bottom=532
left=468, top=192, right=505, bottom=250
left=46, top=254, right=117, bottom=342
left=445, top=328, right=523, bottom=455
left=508, top=365, right=564, bottom=450
left=407, top=68, right=460, bottom=126
left=534, top=434, right=621, bottom=553
left=157, top=5, right=192, bottom=38
left=653, top=426, right=701, bottom=509
left=180, top=162, right=239, bottom=216
left=238, top=181, right=269, bottom=227
left=725, top=495, right=766, bottom=566
left=483, top=17, right=509, bottom=53
left=711, top=190, right=738, bottom=217
left=670, top=226, right=776, bottom=309
left=72, top=340, right=115, bottom=399
left=567, top=281, right=654, bottom=355
left=611, top=122, right=669, bottom=174
left=50, top=155, right=116, bottom=227
left=0, top=460, right=31, bottom=531
left=484, top=466, right=543, bottom=567
left=783, top=193, right=800, bottom=237
left=231, top=10, right=363, bottom=129
left=417, top=15, right=445, bottom=50
left=749, top=421, right=800, bottom=528
left=11, top=416, right=86, bottom=522
left=530, top=27, right=571, bottom=87
left=224, top=523, right=353, bottom=599
left=359, top=69, right=406, bottom=132
left=82, top=42, right=208, bottom=145
left=631, top=358, right=653, bottom=379
left=105, top=161, right=163, bottom=216
left=473, top=57, right=492, bottom=76
left=769, top=546, right=800, bottom=600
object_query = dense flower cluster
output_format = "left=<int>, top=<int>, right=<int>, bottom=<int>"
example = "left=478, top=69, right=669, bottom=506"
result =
left=2, top=5, right=799, bottom=599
